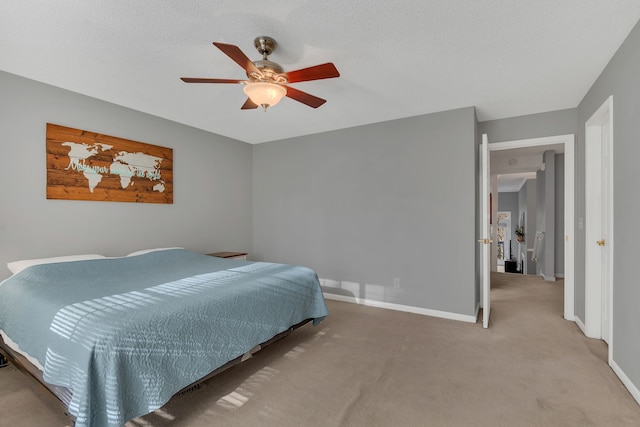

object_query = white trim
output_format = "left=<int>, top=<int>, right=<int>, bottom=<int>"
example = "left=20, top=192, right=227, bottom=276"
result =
left=564, top=137, right=575, bottom=321
left=481, top=135, right=491, bottom=328
left=488, top=134, right=575, bottom=321
left=488, top=134, right=573, bottom=151
left=556, top=274, right=565, bottom=278
left=575, top=316, right=586, bottom=335
left=322, top=292, right=478, bottom=323
left=607, top=99, right=614, bottom=358
left=541, top=272, right=556, bottom=282
left=611, top=359, right=640, bottom=407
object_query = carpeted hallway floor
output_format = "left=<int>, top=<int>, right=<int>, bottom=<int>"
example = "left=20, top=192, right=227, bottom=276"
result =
left=2, top=273, right=640, bottom=426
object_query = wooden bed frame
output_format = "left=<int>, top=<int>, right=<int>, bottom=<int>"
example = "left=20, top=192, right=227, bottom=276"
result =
left=0, top=318, right=312, bottom=422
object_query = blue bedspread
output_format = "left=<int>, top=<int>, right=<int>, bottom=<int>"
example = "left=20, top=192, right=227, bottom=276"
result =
left=0, top=249, right=328, bottom=427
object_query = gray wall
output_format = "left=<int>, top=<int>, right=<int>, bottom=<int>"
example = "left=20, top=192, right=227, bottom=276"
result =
left=535, top=151, right=565, bottom=278
left=518, top=179, right=537, bottom=275
left=0, top=71, right=253, bottom=279
left=535, top=151, right=555, bottom=279
left=535, top=168, right=545, bottom=275
left=253, top=107, right=478, bottom=317
left=577, top=19, right=640, bottom=391
left=543, top=151, right=556, bottom=278
left=478, top=109, right=577, bottom=143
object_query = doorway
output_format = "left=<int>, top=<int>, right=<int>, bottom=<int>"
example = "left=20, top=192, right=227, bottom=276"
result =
left=482, top=134, right=575, bottom=322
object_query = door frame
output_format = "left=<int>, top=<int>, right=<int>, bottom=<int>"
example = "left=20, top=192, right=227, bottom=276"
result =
left=485, top=134, right=575, bottom=321
left=480, top=135, right=491, bottom=328
left=584, top=96, right=614, bottom=360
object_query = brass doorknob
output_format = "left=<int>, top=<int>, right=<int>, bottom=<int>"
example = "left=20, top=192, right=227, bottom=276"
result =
left=596, top=239, right=605, bottom=246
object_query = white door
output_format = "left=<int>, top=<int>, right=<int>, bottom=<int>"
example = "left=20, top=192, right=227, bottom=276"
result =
left=601, top=119, right=611, bottom=344
left=585, top=96, right=613, bottom=345
left=479, top=134, right=491, bottom=328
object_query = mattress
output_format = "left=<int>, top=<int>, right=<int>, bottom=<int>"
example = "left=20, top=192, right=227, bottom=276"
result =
left=0, top=249, right=328, bottom=427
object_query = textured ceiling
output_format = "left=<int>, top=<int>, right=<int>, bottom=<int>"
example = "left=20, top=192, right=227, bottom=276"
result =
left=493, top=143, right=564, bottom=191
left=1, top=1, right=639, bottom=144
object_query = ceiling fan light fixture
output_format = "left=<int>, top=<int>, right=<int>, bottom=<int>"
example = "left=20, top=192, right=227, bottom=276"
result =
left=181, top=37, right=338, bottom=110
left=243, top=82, right=286, bottom=110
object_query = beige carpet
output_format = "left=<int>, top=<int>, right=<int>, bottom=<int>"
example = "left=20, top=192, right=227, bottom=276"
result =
left=2, top=273, right=640, bottom=426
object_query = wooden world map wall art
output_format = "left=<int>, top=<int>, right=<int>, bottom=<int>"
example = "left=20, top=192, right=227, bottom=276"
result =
left=46, top=123, right=173, bottom=204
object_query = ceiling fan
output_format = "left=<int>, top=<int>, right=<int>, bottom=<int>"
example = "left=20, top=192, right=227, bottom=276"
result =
left=180, top=36, right=340, bottom=111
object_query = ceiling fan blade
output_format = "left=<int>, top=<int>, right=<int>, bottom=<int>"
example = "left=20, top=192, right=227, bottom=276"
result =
left=284, top=86, right=327, bottom=108
left=212, top=42, right=260, bottom=75
left=180, top=77, right=244, bottom=84
left=241, top=98, right=258, bottom=110
left=282, top=63, right=340, bottom=83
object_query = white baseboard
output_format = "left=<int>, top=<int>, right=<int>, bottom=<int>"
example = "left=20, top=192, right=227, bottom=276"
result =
left=541, top=272, right=556, bottom=282
left=555, top=273, right=565, bottom=278
left=567, top=316, right=639, bottom=408
left=322, top=292, right=477, bottom=323
left=574, top=316, right=586, bottom=334
left=611, top=359, right=640, bottom=407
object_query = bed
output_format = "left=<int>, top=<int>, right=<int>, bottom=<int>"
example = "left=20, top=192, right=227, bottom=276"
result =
left=0, top=248, right=328, bottom=427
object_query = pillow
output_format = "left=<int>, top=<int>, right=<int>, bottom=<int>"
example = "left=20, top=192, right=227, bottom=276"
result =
left=126, top=247, right=183, bottom=257
left=7, top=254, right=106, bottom=275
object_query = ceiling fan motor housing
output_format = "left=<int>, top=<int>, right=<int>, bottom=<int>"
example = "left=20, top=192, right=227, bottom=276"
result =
left=254, top=36, right=277, bottom=57
left=249, top=37, right=286, bottom=83
left=249, top=59, right=285, bottom=82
